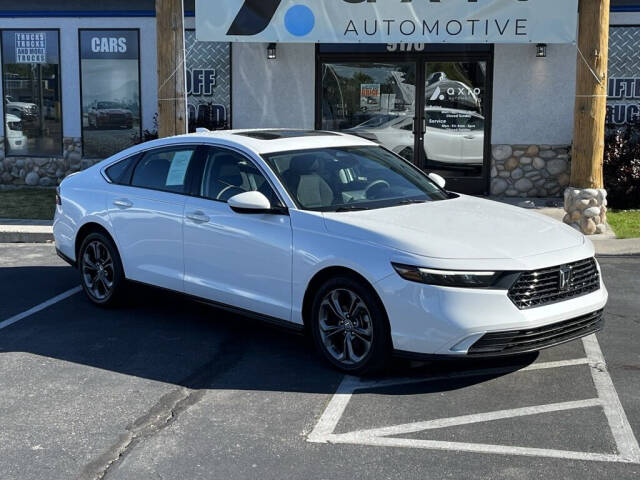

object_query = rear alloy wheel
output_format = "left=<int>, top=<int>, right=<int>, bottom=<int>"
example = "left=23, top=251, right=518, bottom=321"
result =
left=79, top=232, right=125, bottom=307
left=311, top=276, right=391, bottom=374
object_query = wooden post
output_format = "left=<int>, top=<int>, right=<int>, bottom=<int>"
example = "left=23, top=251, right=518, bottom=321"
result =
left=156, top=0, right=187, bottom=138
left=571, top=0, right=610, bottom=189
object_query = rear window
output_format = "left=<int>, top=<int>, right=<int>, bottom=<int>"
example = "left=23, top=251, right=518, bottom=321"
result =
left=105, top=154, right=138, bottom=184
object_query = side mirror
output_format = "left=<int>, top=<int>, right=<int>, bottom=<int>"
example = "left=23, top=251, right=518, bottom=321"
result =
left=228, top=191, right=282, bottom=214
left=428, top=172, right=446, bottom=189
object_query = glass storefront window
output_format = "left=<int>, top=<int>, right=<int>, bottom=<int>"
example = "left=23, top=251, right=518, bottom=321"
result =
left=79, top=29, right=141, bottom=158
left=2, top=30, right=62, bottom=156
left=321, top=62, right=417, bottom=161
left=423, top=61, right=487, bottom=178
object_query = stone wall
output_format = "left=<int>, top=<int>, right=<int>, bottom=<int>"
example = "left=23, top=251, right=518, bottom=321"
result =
left=0, top=137, right=101, bottom=187
left=490, top=144, right=571, bottom=197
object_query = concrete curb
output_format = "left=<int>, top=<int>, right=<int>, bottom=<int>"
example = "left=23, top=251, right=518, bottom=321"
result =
left=0, top=225, right=53, bottom=243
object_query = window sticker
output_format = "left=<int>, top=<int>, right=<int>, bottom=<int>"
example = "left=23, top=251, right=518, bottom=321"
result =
left=166, top=151, right=193, bottom=186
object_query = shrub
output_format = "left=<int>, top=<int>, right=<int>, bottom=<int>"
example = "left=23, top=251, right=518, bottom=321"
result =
left=603, top=123, right=640, bottom=209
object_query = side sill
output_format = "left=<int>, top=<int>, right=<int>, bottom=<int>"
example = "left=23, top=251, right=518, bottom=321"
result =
left=127, top=279, right=305, bottom=334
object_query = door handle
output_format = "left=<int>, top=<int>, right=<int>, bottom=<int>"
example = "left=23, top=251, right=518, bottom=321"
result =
left=186, top=211, right=210, bottom=224
left=113, top=199, right=133, bottom=209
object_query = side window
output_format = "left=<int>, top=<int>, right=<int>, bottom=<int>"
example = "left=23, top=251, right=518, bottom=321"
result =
left=105, top=154, right=139, bottom=185
left=199, top=148, right=280, bottom=205
left=131, top=147, right=197, bottom=193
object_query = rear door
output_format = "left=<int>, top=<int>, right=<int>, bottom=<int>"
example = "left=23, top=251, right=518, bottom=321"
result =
left=106, top=145, right=200, bottom=292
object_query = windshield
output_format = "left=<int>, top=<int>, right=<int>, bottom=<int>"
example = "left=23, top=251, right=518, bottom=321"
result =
left=97, top=102, right=120, bottom=109
left=263, top=146, right=450, bottom=211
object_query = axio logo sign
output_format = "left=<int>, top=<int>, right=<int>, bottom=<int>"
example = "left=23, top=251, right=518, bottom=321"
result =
left=227, top=0, right=315, bottom=37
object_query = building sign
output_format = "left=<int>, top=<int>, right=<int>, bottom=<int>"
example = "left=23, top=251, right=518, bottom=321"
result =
left=196, top=0, right=578, bottom=44
left=15, top=32, right=46, bottom=63
left=1, top=30, right=58, bottom=64
left=79, top=30, right=141, bottom=159
left=360, top=83, right=381, bottom=111
left=607, top=26, right=640, bottom=126
left=185, top=31, right=231, bottom=131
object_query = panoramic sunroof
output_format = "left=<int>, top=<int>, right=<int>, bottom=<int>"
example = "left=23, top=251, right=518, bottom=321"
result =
left=234, top=130, right=339, bottom=140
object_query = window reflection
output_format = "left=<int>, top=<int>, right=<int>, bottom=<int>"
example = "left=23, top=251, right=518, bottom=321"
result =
left=2, top=30, right=62, bottom=156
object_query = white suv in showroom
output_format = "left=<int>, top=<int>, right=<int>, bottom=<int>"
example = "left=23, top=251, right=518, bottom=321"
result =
left=54, top=130, right=607, bottom=374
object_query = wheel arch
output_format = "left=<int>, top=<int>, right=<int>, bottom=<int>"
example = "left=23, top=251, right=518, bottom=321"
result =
left=301, top=265, right=388, bottom=332
left=74, top=222, right=118, bottom=263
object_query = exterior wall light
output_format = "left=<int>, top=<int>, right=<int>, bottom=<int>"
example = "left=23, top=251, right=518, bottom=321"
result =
left=536, top=43, right=547, bottom=58
left=267, top=43, right=277, bottom=60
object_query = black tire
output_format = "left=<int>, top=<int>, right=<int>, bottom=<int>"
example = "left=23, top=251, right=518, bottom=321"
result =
left=310, top=275, right=391, bottom=375
left=78, top=232, right=126, bottom=308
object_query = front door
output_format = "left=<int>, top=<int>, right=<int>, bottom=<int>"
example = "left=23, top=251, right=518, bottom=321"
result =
left=183, top=146, right=293, bottom=321
left=318, top=52, right=491, bottom=194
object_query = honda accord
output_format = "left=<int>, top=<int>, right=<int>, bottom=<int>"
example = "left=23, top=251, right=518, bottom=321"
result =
left=54, top=130, right=607, bottom=374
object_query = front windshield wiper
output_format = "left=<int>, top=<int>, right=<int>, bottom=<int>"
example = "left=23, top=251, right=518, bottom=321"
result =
left=333, top=205, right=371, bottom=212
left=393, top=199, right=427, bottom=206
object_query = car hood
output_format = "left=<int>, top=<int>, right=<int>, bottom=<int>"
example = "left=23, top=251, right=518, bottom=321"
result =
left=99, top=108, right=130, bottom=114
left=322, top=195, right=584, bottom=260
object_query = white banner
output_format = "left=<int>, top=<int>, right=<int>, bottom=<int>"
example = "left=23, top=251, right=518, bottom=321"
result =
left=196, top=0, right=578, bottom=44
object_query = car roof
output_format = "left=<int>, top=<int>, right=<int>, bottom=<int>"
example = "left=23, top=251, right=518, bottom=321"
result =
left=190, top=129, right=377, bottom=155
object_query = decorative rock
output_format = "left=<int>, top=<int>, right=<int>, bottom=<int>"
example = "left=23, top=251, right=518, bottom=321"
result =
left=570, top=210, right=582, bottom=222
left=492, top=145, right=512, bottom=161
left=583, top=206, right=601, bottom=217
left=596, top=224, right=607, bottom=234
left=513, top=150, right=525, bottom=157
left=581, top=218, right=597, bottom=235
left=39, top=177, right=53, bottom=186
left=547, top=159, right=568, bottom=176
left=563, top=213, right=571, bottom=224
left=25, top=171, right=39, bottom=186
left=498, top=171, right=510, bottom=178
left=504, top=157, right=519, bottom=171
left=558, top=173, right=570, bottom=186
left=520, top=156, right=532, bottom=165
left=505, top=189, right=518, bottom=196
left=491, top=178, right=508, bottom=195
left=525, top=145, right=540, bottom=156
left=511, top=168, right=524, bottom=180
left=533, top=157, right=545, bottom=170
left=539, top=150, right=556, bottom=159
left=515, top=178, right=533, bottom=192
left=490, top=166, right=497, bottom=178
left=35, top=158, right=49, bottom=167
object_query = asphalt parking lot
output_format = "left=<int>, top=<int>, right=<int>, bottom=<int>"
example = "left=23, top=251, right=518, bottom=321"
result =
left=1, top=244, right=639, bottom=480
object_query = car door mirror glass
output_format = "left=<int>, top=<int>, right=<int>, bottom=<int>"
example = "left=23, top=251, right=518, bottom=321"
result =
left=228, top=191, right=273, bottom=213
left=428, top=172, right=446, bottom=189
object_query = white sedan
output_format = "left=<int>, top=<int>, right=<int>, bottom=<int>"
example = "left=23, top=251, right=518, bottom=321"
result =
left=54, top=130, right=607, bottom=374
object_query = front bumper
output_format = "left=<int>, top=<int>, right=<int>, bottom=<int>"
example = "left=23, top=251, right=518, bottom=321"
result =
left=376, top=268, right=608, bottom=357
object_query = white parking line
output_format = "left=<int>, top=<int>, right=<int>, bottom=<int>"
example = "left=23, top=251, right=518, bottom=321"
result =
left=308, top=335, right=640, bottom=464
left=0, top=286, right=82, bottom=331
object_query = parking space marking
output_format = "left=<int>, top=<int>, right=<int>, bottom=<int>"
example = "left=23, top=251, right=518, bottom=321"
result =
left=0, top=286, right=82, bottom=331
left=308, top=335, right=640, bottom=464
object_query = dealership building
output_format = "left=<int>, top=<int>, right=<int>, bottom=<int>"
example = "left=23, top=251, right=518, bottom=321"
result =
left=0, top=0, right=638, bottom=197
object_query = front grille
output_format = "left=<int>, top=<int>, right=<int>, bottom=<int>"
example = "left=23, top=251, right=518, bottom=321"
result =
left=468, top=309, right=604, bottom=356
left=508, top=257, right=600, bottom=310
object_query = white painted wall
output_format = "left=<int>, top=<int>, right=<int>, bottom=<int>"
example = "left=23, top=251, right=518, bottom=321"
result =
left=491, top=43, right=577, bottom=145
left=0, top=17, right=157, bottom=139
left=232, top=43, right=315, bottom=129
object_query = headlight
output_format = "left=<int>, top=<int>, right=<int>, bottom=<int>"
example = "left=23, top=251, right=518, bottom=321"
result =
left=392, top=263, right=503, bottom=288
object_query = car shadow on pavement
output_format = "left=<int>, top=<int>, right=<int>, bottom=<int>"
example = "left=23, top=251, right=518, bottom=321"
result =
left=0, top=267, right=540, bottom=395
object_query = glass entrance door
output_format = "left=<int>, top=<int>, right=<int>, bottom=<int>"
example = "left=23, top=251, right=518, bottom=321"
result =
left=320, top=61, right=417, bottom=162
left=319, top=55, right=491, bottom=194
left=420, top=61, right=488, bottom=193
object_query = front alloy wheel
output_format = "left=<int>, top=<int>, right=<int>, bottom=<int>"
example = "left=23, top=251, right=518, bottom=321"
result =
left=311, top=276, right=391, bottom=374
left=319, top=289, right=373, bottom=365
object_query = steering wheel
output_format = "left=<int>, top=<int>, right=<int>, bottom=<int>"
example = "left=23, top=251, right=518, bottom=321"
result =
left=364, top=180, right=391, bottom=199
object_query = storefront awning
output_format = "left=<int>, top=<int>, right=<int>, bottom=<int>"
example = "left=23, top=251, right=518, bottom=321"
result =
left=196, top=0, right=578, bottom=44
